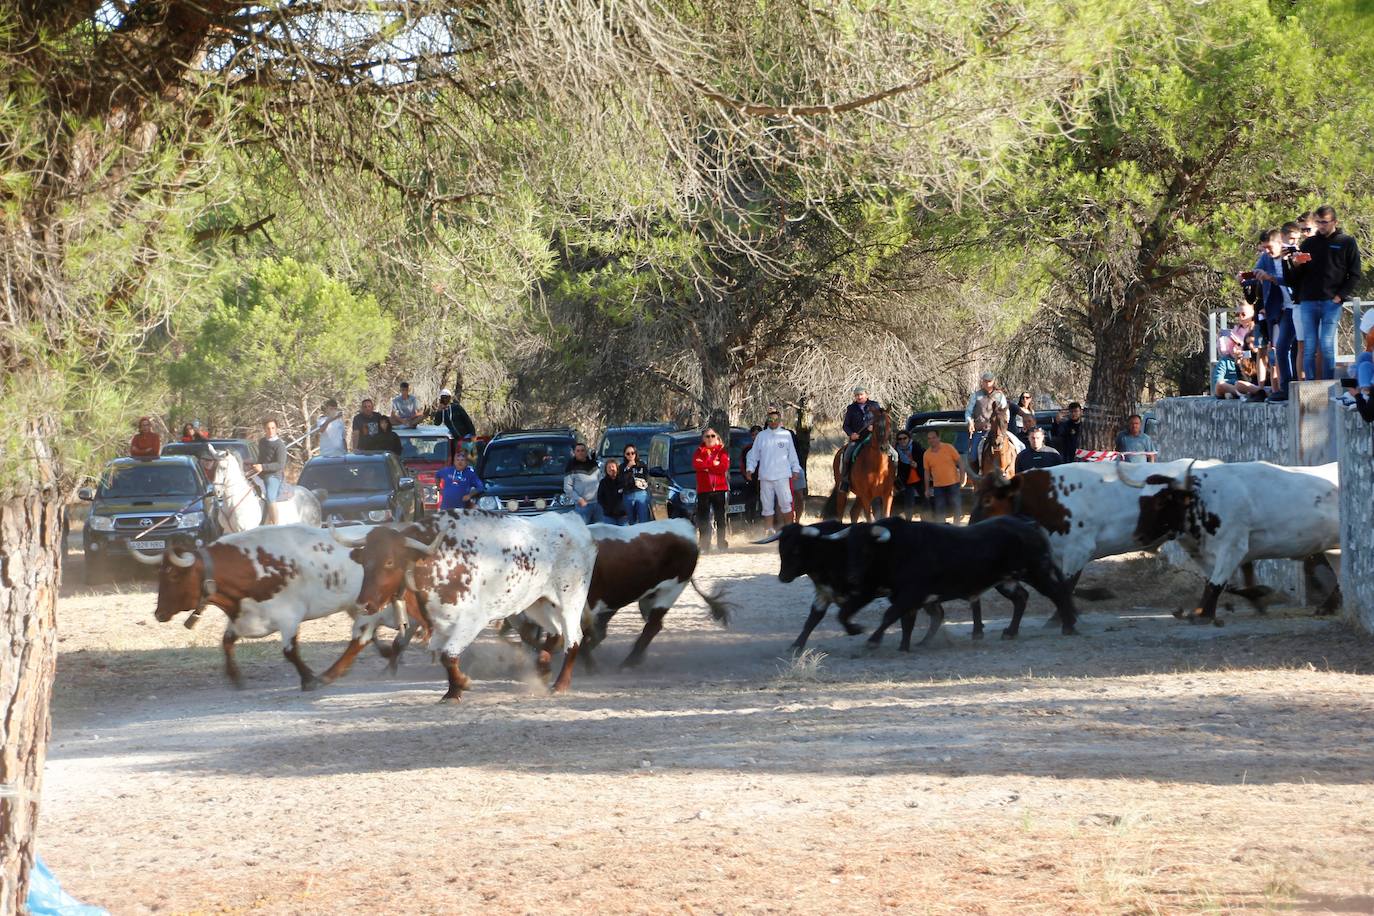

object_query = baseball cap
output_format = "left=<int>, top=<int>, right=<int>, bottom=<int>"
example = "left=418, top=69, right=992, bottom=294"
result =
left=439, top=388, right=452, bottom=397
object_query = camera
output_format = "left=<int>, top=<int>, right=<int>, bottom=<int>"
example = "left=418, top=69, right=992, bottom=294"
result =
left=1282, top=244, right=1298, bottom=255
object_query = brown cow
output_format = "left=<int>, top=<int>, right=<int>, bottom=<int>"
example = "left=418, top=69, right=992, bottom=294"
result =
left=579, top=518, right=733, bottom=669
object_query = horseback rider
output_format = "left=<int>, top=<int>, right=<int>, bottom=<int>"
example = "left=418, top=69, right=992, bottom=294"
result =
left=964, top=371, right=1009, bottom=473
left=839, top=386, right=881, bottom=490
left=250, top=417, right=287, bottom=525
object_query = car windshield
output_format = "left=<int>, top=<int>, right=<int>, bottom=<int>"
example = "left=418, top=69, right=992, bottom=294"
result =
left=299, top=463, right=391, bottom=493
left=603, top=430, right=661, bottom=459
left=161, top=441, right=253, bottom=465
left=482, top=441, right=574, bottom=478
left=400, top=436, right=450, bottom=463
left=98, top=464, right=201, bottom=498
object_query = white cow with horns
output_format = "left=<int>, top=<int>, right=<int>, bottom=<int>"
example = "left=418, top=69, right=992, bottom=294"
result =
left=334, top=510, right=597, bottom=701
left=1127, top=460, right=1341, bottom=623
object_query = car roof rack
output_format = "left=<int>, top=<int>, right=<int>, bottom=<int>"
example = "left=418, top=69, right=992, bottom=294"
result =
left=493, top=427, right=577, bottom=438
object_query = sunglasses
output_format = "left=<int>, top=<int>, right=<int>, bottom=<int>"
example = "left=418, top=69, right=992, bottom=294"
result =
left=704, top=434, right=718, bottom=440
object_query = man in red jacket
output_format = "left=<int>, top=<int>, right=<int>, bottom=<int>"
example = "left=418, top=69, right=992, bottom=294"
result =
left=692, top=427, right=730, bottom=552
left=129, top=417, right=161, bottom=459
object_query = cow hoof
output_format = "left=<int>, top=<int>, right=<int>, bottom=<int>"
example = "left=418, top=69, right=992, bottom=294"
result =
left=1001, top=629, right=1018, bottom=640
left=386, top=659, right=402, bottom=676
left=864, top=640, right=882, bottom=651
left=971, top=630, right=985, bottom=641
left=1061, top=626, right=1079, bottom=636
left=301, top=677, right=324, bottom=692
left=1172, top=609, right=1186, bottom=620
left=1212, top=618, right=1225, bottom=628
left=439, top=694, right=463, bottom=705
left=842, top=622, right=866, bottom=636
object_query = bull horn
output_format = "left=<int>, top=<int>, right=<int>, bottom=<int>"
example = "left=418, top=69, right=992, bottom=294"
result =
left=168, top=547, right=197, bottom=568
left=403, top=531, right=445, bottom=554
left=404, top=563, right=421, bottom=593
left=869, top=526, right=892, bottom=543
left=1116, top=466, right=1149, bottom=489
left=129, top=548, right=162, bottom=566
left=823, top=530, right=849, bottom=541
left=1180, top=459, right=1198, bottom=491
left=329, top=520, right=368, bottom=547
left=752, top=531, right=783, bottom=545
left=799, top=527, right=822, bottom=538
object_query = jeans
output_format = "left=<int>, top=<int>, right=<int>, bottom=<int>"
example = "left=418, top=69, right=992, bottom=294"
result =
left=263, top=475, right=282, bottom=502
left=696, top=491, right=728, bottom=547
left=1357, top=352, right=1373, bottom=389
left=1300, top=298, right=1342, bottom=381
left=930, top=483, right=961, bottom=522
left=1273, top=308, right=1298, bottom=394
left=968, top=430, right=987, bottom=469
left=896, top=483, right=919, bottom=520
left=622, top=489, right=651, bottom=524
left=574, top=502, right=605, bottom=524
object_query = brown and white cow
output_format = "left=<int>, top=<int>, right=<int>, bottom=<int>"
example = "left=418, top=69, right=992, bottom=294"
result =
left=339, top=510, right=597, bottom=702
left=579, top=519, right=732, bottom=669
left=133, top=524, right=378, bottom=690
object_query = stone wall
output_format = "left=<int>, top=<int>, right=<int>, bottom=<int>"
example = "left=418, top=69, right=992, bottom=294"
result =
left=1337, top=405, right=1374, bottom=632
left=1150, top=395, right=1299, bottom=599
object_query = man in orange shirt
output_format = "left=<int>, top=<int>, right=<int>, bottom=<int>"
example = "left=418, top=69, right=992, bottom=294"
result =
left=129, top=417, right=162, bottom=459
left=922, top=430, right=964, bottom=523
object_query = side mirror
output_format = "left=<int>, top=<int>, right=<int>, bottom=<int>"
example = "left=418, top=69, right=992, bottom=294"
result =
left=398, top=477, right=416, bottom=490
left=77, top=487, right=95, bottom=501
left=648, top=467, right=667, bottom=478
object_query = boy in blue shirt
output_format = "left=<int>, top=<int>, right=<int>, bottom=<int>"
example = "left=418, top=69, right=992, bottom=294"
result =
left=436, top=449, right=484, bottom=510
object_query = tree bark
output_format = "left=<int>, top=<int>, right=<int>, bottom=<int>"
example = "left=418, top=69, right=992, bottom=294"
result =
left=1083, top=296, right=1150, bottom=449
left=699, top=340, right=734, bottom=432
left=0, top=428, right=62, bottom=912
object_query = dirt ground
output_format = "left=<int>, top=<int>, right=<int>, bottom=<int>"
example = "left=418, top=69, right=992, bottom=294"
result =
left=37, top=534, right=1374, bottom=915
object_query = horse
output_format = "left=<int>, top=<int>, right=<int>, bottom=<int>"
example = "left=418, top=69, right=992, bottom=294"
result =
left=205, top=444, right=322, bottom=532
left=825, top=405, right=895, bottom=522
left=965, top=411, right=1018, bottom=484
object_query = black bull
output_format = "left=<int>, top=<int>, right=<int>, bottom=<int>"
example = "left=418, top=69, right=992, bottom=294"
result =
left=842, top=516, right=1080, bottom=646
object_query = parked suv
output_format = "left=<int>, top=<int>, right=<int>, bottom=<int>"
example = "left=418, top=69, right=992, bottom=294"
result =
left=645, top=428, right=751, bottom=521
left=161, top=437, right=256, bottom=467
left=298, top=453, right=421, bottom=525
left=79, top=455, right=219, bottom=583
left=395, top=424, right=452, bottom=511
left=596, top=423, right=674, bottom=469
left=476, top=428, right=580, bottom=515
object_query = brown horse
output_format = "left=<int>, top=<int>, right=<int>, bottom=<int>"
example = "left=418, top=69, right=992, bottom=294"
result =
left=967, top=411, right=1018, bottom=483
left=826, top=405, right=895, bottom=522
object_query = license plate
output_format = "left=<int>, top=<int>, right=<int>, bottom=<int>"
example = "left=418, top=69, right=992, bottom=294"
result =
left=727, top=504, right=746, bottom=514
left=131, top=540, right=165, bottom=551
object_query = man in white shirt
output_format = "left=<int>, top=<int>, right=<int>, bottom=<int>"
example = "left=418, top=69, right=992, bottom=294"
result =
left=744, top=406, right=802, bottom=533
left=316, top=399, right=347, bottom=457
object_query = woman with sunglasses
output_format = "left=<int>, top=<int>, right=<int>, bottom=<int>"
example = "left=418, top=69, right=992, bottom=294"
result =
left=692, top=428, right=730, bottom=551
left=619, top=443, right=652, bottom=524
left=1010, top=391, right=1037, bottom=443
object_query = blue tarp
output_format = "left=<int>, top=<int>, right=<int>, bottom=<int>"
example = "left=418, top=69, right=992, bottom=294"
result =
left=26, top=856, right=107, bottom=916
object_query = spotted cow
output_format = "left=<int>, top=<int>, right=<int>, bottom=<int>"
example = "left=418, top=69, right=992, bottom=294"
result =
left=340, top=510, right=597, bottom=701
left=1131, top=461, right=1341, bottom=623
left=133, top=524, right=378, bottom=690
left=579, top=519, right=732, bottom=670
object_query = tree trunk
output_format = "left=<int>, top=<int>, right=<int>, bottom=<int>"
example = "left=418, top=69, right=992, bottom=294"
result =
left=1083, top=298, right=1150, bottom=449
left=700, top=341, right=734, bottom=432
left=0, top=430, right=62, bottom=911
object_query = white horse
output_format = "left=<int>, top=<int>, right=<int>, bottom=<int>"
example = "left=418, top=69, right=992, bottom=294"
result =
left=205, top=444, right=322, bottom=532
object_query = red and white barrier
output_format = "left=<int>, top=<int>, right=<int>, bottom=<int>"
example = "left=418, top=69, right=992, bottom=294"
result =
left=1075, top=449, right=1158, bottom=462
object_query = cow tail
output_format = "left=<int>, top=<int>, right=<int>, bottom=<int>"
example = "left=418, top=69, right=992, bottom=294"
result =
left=819, top=489, right=841, bottom=521
left=690, top=578, right=734, bottom=628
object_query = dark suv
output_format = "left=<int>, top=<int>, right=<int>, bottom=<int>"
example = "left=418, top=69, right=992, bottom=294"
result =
left=476, top=428, right=579, bottom=515
left=298, top=453, right=421, bottom=525
left=79, top=456, right=219, bottom=583
left=645, top=428, right=751, bottom=520
left=161, top=437, right=256, bottom=466
left=596, top=423, right=674, bottom=469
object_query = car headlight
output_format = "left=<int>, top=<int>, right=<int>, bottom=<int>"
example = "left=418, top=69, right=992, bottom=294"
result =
left=478, top=495, right=500, bottom=511
left=366, top=509, right=390, bottom=522
left=176, top=512, right=204, bottom=528
left=677, top=488, right=698, bottom=505
left=88, top=515, right=115, bottom=532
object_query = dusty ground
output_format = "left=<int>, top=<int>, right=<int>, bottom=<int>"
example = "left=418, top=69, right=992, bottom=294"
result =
left=38, top=534, right=1374, bottom=915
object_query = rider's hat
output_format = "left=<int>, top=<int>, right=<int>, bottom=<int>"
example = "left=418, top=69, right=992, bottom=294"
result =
left=439, top=388, right=453, bottom=398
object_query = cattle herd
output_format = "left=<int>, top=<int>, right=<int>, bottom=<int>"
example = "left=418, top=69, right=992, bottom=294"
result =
left=131, top=458, right=1343, bottom=701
